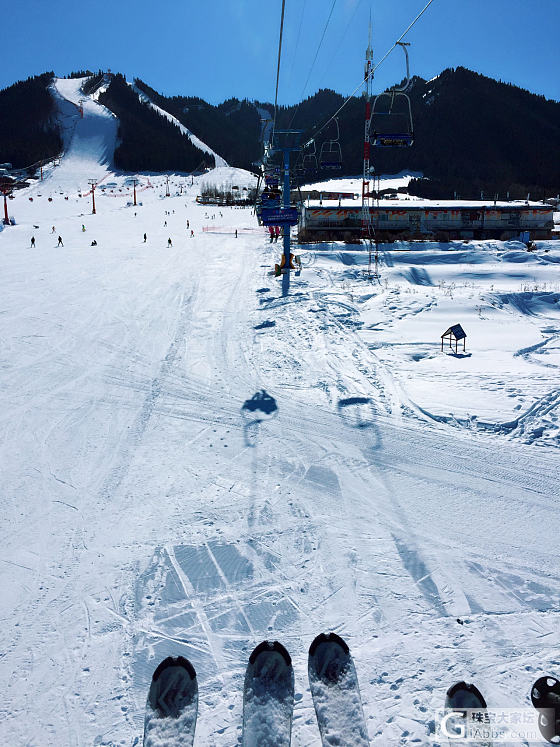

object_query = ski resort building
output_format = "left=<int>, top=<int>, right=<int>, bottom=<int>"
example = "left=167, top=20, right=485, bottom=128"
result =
left=297, top=201, right=555, bottom=242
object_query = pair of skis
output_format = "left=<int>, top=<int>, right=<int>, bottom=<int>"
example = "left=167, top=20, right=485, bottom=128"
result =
left=143, top=653, right=560, bottom=745
left=445, top=676, right=560, bottom=745
left=143, top=632, right=367, bottom=746
left=243, top=633, right=368, bottom=746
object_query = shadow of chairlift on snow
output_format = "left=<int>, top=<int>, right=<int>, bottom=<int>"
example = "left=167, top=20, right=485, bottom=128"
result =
left=337, top=396, right=383, bottom=451
left=254, top=320, right=276, bottom=330
left=241, top=390, right=279, bottom=447
left=337, top=397, right=374, bottom=429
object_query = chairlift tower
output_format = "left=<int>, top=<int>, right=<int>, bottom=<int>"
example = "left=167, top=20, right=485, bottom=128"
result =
left=361, top=18, right=379, bottom=279
left=264, top=129, right=303, bottom=278
left=88, top=179, right=97, bottom=214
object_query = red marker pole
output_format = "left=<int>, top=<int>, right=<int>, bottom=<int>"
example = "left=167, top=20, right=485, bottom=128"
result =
left=88, top=179, right=97, bottom=214
left=3, top=193, right=9, bottom=224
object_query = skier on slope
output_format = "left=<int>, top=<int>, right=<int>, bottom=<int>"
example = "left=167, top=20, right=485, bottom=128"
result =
left=143, top=233, right=147, bottom=243
left=30, top=236, right=35, bottom=248
left=167, top=237, right=173, bottom=247
left=57, top=235, right=64, bottom=247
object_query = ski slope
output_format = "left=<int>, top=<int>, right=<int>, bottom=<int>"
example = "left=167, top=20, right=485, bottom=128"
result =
left=131, top=83, right=228, bottom=168
left=47, top=77, right=119, bottom=190
left=1, top=114, right=559, bottom=744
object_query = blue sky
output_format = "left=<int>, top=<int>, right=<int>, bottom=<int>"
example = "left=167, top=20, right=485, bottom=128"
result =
left=3, top=0, right=559, bottom=104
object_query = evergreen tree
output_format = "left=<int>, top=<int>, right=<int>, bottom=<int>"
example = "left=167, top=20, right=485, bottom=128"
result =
left=0, top=73, right=62, bottom=169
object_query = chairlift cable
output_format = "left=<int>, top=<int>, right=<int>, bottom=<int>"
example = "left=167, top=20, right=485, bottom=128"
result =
left=272, top=0, right=287, bottom=141
left=288, top=0, right=338, bottom=128
left=315, top=0, right=365, bottom=92
left=305, top=0, right=436, bottom=147
left=286, top=0, right=307, bottom=91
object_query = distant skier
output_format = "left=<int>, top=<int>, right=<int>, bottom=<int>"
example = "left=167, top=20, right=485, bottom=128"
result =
left=30, top=236, right=35, bottom=248
left=235, top=229, right=238, bottom=238
left=51, top=225, right=56, bottom=234
left=91, top=240, right=97, bottom=246
left=143, top=233, right=147, bottom=243
left=190, top=229, right=194, bottom=237
left=57, top=235, right=64, bottom=247
left=186, top=220, right=189, bottom=229
left=167, top=237, right=173, bottom=247
left=82, top=224, right=86, bottom=232
left=164, top=220, right=167, bottom=227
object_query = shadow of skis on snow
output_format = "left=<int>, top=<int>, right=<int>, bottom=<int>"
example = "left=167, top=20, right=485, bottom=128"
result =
left=242, top=641, right=294, bottom=747
left=308, top=633, right=369, bottom=746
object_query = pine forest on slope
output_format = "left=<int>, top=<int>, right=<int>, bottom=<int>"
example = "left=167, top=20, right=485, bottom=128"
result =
left=0, top=67, right=558, bottom=198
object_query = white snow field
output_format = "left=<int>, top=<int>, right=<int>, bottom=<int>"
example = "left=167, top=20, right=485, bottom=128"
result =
left=0, top=80, right=559, bottom=746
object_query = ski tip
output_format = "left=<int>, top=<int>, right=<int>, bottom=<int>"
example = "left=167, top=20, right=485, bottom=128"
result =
left=249, top=640, right=292, bottom=667
left=309, top=632, right=350, bottom=658
left=531, top=675, right=560, bottom=708
left=152, top=655, right=197, bottom=683
left=445, top=681, right=487, bottom=709
left=532, top=676, right=560, bottom=743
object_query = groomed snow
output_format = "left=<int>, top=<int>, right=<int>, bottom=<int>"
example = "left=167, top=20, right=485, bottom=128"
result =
left=303, top=172, right=422, bottom=195
left=0, top=93, right=559, bottom=745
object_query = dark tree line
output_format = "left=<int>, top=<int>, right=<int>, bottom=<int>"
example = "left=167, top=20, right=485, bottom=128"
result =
left=0, top=73, right=62, bottom=169
left=82, top=71, right=105, bottom=96
left=134, top=79, right=262, bottom=170
left=0, top=66, right=558, bottom=196
left=98, top=74, right=212, bottom=172
left=266, top=68, right=560, bottom=199
left=66, top=70, right=95, bottom=79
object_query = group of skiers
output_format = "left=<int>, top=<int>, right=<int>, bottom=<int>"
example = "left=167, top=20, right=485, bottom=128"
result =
left=30, top=232, right=98, bottom=248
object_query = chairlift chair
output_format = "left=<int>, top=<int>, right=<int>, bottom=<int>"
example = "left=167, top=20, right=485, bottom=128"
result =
left=319, top=118, right=343, bottom=170
left=371, top=43, right=414, bottom=148
left=301, top=140, right=318, bottom=177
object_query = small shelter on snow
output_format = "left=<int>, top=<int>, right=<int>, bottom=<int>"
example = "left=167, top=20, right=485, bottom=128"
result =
left=441, top=324, right=467, bottom=354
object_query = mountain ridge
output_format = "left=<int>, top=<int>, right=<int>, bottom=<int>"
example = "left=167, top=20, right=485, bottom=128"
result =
left=1, top=67, right=558, bottom=199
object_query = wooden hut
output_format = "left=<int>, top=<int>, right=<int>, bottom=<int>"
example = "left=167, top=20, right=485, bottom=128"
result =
left=441, top=324, right=466, bottom=354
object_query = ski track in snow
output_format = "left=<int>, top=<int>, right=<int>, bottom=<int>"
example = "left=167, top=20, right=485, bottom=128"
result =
left=0, top=86, right=559, bottom=745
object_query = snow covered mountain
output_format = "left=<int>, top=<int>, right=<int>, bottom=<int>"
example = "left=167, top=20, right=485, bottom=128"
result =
left=130, top=82, right=228, bottom=168
left=2, top=67, right=558, bottom=198
left=0, top=65, right=559, bottom=746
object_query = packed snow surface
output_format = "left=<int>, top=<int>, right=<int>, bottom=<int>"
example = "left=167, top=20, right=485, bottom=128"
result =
left=0, top=87, right=559, bottom=745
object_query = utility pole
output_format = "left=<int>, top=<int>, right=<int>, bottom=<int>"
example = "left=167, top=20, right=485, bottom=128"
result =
left=272, top=130, right=302, bottom=285
left=361, top=18, right=379, bottom=280
left=88, top=179, right=97, bottom=214
left=2, top=190, right=9, bottom=225
left=132, top=178, right=138, bottom=206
